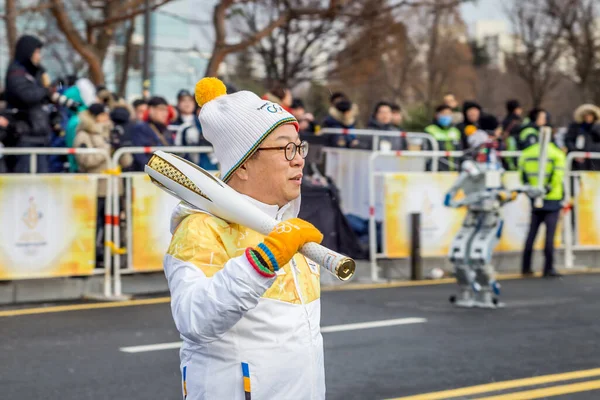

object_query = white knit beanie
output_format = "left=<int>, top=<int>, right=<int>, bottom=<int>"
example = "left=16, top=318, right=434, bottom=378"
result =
left=195, top=78, right=299, bottom=182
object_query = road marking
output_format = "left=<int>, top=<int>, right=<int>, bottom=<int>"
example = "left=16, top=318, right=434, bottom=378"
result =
left=475, top=378, right=600, bottom=400
left=0, top=297, right=170, bottom=317
left=320, top=317, right=426, bottom=333
left=388, top=367, right=600, bottom=400
left=120, top=317, right=427, bottom=353
left=121, top=342, right=182, bottom=353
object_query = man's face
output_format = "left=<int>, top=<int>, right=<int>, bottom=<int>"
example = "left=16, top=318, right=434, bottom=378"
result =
left=31, top=48, right=42, bottom=66
left=392, top=111, right=402, bottom=126
left=178, top=96, right=196, bottom=115
left=536, top=111, right=547, bottom=127
left=244, top=124, right=305, bottom=207
left=515, top=107, right=523, bottom=117
left=135, top=104, right=148, bottom=121
left=149, top=104, right=168, bottom=124
left=444, top=95, right=457, bottom=109
left=466, top=107, right=480, bottom=123
left=376, top=105, right=392, bottom=125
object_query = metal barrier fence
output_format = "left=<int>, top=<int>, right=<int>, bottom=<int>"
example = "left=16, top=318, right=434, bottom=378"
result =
left=0, top=147, right=114, bottom=297
left=563, top=151, right=600, bottom=269
left=110, top=146, right=214, bottom=297
left=2, top=144, right=597, bottom=297
left=367, top=150, right=536, bottom=282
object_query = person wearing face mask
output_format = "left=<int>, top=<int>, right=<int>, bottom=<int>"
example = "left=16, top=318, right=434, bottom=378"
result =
left=73, top=103, right=133, bottom=267
left=321, top=92, right=360, bottom=148
left=565, top=104, right=600, bottom=171
left=424, top=104, right=463, bottom=171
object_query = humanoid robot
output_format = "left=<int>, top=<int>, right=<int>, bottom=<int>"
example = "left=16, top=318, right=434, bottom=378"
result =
left=444, top=132, right=542, bottom=308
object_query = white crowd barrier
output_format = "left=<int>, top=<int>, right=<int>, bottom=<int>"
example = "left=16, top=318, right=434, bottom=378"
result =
left=109, top=146, right=214, bottom=297
left=1, top=144, right=597, bottom=299
left=0, top=147, right=113, bottom=297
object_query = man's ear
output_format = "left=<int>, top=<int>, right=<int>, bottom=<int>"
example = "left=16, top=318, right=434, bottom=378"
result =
left=233, top=162, right=250, bottom=181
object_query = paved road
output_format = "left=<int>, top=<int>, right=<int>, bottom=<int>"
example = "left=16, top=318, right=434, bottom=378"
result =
left=2, top=274, right=600, bottom=400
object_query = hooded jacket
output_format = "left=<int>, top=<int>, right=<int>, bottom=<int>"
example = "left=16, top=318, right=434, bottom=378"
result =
left=164, top=194, right=325, bottom=400
left=564, top=104, right=600, bottom=171
left=4, top=35, right=50, bottom=142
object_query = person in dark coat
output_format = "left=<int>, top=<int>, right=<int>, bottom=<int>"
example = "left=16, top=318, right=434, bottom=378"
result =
left=130, top=96, right=174, bottom=171
left=564, top=104, right=600, bottom=171
left=4, top=35, right=52, bottom=172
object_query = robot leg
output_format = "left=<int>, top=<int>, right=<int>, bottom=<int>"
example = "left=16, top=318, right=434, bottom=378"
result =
left=470, top=213, right=504, bottom=309
left=448, top=212, right=478, bottom=308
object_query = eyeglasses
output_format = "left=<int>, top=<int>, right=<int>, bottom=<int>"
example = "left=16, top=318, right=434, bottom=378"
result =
left=257, top=141, right=309, bottom=161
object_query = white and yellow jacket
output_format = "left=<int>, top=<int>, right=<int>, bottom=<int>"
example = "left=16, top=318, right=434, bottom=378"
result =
left=164, top=196, right=325, bottom=400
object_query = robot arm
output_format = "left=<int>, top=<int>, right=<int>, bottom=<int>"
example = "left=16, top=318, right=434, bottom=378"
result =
left=444, top=171, right=469, bottom=208
left=444, top=160, right=482, bottom=208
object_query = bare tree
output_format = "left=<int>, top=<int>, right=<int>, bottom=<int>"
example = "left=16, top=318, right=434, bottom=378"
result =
left=205, top=0, right=340, bottom=77
left=505, top=0, right=565, bottom=107
left=47, top=0, right=175, bottom=85
left=241, top=0, right=342, bottom=87
left=546, top=0, right=600, bottom=104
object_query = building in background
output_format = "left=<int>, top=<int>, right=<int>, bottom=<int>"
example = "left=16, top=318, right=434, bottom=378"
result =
left=473, top=20, right=518, bottom=73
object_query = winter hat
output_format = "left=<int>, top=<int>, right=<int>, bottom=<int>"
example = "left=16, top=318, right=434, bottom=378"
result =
left=88, top=103, right=108, bottom=117
left=194, top=77, right=299, bottom=182
left=573, top=104, right=600, bottom=124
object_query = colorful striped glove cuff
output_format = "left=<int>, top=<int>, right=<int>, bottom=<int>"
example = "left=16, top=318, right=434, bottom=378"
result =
left=245, top=247, right=277, bottom=278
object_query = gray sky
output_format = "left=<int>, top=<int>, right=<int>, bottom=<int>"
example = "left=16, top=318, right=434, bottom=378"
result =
left=460, top=0, right=507, bottom=32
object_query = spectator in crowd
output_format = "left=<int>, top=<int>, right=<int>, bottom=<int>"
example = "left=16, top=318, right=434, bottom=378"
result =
left=4, top=34, right=52, bottom=172
left=262, top=82, right=293, bottom=112
left=62, top=78, right=97, bottom=172
left=499, top=99, right=523, bottom=171
left=73, top=103, right=133, bottom=267
left=132, top=98, right=148, bottom=122
left=424, top=104, right=463, bottom=171
left=456, top=101, right=483, bottom=149
left=172, top=89, right=217, bottom=171
left=502, top=99, right=523, bottom=133
left=517, top=108, right=549, bottom=150
left=443, top=92, right=464, bottom=125
left=321, top=92, right=360, bottom=148
left=565, top=104, right=600, bottom=171
left=130, top=96, right=174, bottom=171
left=109, top=106, right=136, bottom=168
left=367, top=101, right=407, bottom=150
left=290, top=99, right=316, bottom=134
left=390, top=103, right=403, bottom=130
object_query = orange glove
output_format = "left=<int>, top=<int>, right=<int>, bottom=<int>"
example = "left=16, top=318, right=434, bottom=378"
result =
left=245, top=218, right=323, bottom=277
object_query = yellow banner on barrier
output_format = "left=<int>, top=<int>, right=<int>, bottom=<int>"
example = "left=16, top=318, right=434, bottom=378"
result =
left=0, top=175, right=97, bottom=280
left=131, top=174, right=181, bottom=272
left=383, top=172, right=554, bottom=258
left=384, top=172, right=466, bottom=258
left=577, top=172, right=600, bottom=246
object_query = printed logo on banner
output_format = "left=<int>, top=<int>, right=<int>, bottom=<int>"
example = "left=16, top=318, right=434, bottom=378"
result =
left=0, top=175, right=97, bottom=280
left=15, top=197, right=48, bottom=254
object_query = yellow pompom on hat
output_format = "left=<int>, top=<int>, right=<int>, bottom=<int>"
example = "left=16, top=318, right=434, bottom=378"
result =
left=194, top=77, right=227, bottom=107
left=195, top=77, right=299, bottom=182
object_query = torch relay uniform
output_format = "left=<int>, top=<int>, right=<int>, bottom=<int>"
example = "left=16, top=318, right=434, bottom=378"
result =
left=162, top=78, right=325, bottom=400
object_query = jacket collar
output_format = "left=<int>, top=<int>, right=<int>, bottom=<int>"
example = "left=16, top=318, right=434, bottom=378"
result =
left=241, top=194, right=292, bottom=221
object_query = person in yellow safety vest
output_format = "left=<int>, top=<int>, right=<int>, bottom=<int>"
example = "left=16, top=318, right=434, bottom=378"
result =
left=518, top=108, right=549, bottom=150
left=518, top=111, right=566, bottom=278
left=424, top=104, right=463, bottom=171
